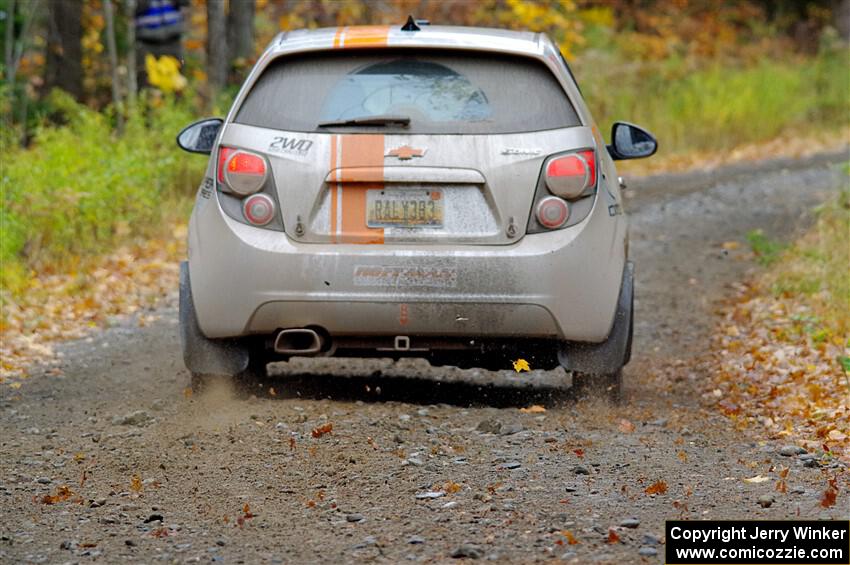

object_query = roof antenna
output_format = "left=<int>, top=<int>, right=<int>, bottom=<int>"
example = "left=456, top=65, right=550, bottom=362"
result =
left=401, top=15, right=421, bottom=32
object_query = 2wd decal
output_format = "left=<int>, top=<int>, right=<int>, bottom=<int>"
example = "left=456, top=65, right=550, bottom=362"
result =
left=269, top=137, right=313, bottom=156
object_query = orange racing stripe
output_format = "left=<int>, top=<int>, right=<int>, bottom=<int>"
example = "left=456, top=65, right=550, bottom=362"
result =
left=329, top=134, right=339, bottom=242
left=339, top=134, right=385, bottom=244
left=334, top=25, right=390, bottom=49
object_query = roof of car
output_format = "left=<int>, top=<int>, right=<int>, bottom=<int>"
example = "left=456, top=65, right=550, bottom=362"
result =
left=266, top=24, right=548, bottom=59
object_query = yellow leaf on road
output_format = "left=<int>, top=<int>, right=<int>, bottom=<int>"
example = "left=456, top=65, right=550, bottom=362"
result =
left=520, top=405, right=546, bottom=414
left=512, top=359, right=531, bottom=372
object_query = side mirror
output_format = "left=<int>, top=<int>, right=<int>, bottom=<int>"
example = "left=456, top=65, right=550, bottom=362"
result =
left=607, top=121, right=658, bottom=160
left=176, top=118, right=223, bottom=154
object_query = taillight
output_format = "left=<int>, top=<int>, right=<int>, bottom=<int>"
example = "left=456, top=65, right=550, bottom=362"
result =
left=217, top=147, right=235, bottom=183
left=536, top=196, right=569, bottom=229
left=545, top=149, right=596, bottom=199
left=242, top=194, right=275, bottom=226
left=218, top=147, right=267, bottom=195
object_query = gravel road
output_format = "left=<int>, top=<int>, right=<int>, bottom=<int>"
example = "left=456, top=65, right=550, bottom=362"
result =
left=1, top=156, right=847, bottom=564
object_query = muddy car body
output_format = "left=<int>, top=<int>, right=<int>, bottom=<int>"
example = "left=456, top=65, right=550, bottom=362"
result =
left=177, top=21, right=657, bottom=397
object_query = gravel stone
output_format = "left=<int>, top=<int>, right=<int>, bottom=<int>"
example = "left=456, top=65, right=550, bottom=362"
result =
left=415, top=491, right=445, bottom=499
left=451, top=544, right=483, bottom=559
left=476, top=420, right=501, bottom=434
left=346, top=513, right=364, bottom=522
left=757, top=494, right=775, bottom=508
left=620, top=518, right=640, bottom=528
left=779, top=445, right=806, bottom=456
left=638, top=546, right=658, bottom=557
left=499, top=423, right=524, bottom=436
left=111, top=410, right=151, bottom=426
left=573, top=466, right=591, bottom=475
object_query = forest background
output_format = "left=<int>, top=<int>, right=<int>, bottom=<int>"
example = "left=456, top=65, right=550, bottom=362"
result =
left=1, top=0, right=848, bottom=327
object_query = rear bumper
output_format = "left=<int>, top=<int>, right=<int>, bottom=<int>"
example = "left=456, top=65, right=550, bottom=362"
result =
left=188, top=190, right=626, bottom=342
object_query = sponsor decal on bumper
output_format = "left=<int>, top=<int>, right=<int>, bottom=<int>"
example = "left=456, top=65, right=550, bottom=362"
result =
left=353, top=265, right=458, bottom=288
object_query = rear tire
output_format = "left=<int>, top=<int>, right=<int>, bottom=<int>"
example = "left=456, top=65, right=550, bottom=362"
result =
left=190, top=353, right=268, bottom=393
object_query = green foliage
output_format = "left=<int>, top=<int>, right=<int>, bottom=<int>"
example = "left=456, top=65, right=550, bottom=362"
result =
left=0, top=91, right=205, bottom=294
left=767, top=185, right=850, bottom=335
left=576, top=45, right=850, bottom=154
left=839, top=356, right=850, bottom=375
left=747, top=229, right=786, bottom=266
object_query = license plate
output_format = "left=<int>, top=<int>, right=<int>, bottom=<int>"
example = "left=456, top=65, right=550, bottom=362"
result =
left=366, top=189, right=444, bottom=228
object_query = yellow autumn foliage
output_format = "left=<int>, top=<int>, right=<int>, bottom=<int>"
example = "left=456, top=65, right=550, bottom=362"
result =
left=145, top=54, right=188, bottom=93
left=504, top=0, right=584, bottom=58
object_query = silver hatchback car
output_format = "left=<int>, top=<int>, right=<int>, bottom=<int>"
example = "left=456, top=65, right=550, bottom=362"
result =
left=177, top=19, right=657, bottom=398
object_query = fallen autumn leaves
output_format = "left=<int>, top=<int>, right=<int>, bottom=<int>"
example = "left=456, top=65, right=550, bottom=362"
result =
left=0, top=224, right=187, bottom=387
left=706, top=281, right=849, bottom=464
left=704, top=188, right=850, bottom=464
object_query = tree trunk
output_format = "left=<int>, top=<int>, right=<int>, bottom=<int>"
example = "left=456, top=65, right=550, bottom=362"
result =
left=44, top=0, right=83, bottom=100
left=4, top=0, right=15, bottom=89
left=206, top=0, right=228, bottom=97
left=125, top=0, right=137, bottom=106
left=102, top=0, right=124, bottom=133
left=227, top=0, right=254, bottom=83
left=836, top=0, right=850, bottom=41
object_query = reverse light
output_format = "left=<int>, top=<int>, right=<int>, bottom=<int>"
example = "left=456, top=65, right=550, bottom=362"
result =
left=219, top=148, right=267, bottom=195
left=242, top=193, right=275, bottom=226
left=536, top=196, right=570, bottom=229
left=545, top=150, right=596, bottom=199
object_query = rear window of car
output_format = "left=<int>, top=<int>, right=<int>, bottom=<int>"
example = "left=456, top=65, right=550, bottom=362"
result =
left=234, top=50, right=581, bottom=134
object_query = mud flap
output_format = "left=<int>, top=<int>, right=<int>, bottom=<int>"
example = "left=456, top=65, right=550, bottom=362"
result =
left=179, top=262, right=250, bottom=376
left=558, top=261, right=634, bottom=375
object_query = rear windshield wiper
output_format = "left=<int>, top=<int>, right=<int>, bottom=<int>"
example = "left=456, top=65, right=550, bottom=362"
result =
left=317, top=114, right=411, bottom=128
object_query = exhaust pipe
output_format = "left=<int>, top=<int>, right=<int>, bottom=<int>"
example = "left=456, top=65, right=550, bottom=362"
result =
left=274, top=328, right=324, bottom=355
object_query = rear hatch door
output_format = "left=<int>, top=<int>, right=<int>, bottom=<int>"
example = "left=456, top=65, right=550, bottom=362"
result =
left=222, top=47, right=593, bottom=244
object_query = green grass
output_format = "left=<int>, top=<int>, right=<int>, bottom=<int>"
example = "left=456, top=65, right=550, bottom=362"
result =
left=747, top=229, right=787, bottom=266
left=765, top=176, right=850, bottom=338
left=577, top=46, right=850, bottom=155
left=0, top=91, right=205, bottom=295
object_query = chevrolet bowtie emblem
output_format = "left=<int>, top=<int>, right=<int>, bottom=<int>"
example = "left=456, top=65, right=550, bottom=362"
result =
left=386, top=145, right=426, bottom=160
